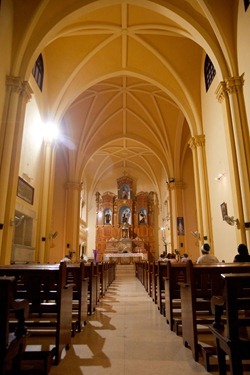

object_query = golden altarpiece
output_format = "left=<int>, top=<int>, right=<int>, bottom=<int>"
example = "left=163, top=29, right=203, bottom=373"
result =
left=95, top=177, right=156, bottom=263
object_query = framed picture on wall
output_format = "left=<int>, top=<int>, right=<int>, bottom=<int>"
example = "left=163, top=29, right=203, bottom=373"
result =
left=177, top=217, right=184, bottom=235
left=119, top=184, right=130, bottom=199
left=17, top=176, right=34, bottom=205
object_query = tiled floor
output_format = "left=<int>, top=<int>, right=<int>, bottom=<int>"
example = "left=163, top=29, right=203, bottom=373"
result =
left=50, top=264, right=217, bottom=375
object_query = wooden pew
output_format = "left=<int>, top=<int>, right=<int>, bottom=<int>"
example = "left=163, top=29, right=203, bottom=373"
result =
left=210, top=273, right=250, bottom=375
left=0, top=276, right=29, bottom=375
left=99, top=262, right=106, bottom=298
left=107, top=261, right=116, bottom=286
left=156, top=261, right=168, bottom=315
left=164, top=262, right=186, bottom=333
left=179, top=261, right=250, bottom=369
left=85, top=262, right=98, bottom=315
left=66, top=262, right=89, bottom=333
left=151, top=261, right=158, bottom=304
left=0, top=262, right=73, bottom=365
left=147, top=261, right=154, bottom=298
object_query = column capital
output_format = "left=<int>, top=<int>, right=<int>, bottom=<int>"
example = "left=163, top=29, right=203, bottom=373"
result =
left=168, top=180, right=184, bottom=191
left=21, top=81, right=33, bottom=103
left=6, top=75, right=23, bottom=93
left=65, top=181, right=82, bottom=191
left=225, top=74, right=245, bottom=95
left=216, top=74, right=245, bottom=102
left=188, top=134, right=205, bottom=149
left=6, top=76, right=33, bottom=103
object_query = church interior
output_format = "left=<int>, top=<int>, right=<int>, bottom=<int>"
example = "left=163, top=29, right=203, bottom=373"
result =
left=0, top=1, right=250, bottom=374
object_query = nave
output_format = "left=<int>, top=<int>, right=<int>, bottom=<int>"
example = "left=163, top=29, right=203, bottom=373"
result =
left=50, top=265, right=218, bottom=375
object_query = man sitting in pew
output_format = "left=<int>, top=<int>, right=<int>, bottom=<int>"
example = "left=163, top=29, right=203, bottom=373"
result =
left=233, top=243, right=250, bottom=262
left=196, top=244, right=219, bottom=264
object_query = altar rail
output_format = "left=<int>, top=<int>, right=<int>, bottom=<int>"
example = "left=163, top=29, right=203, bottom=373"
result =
left=103, top=253, right=146, bottom=264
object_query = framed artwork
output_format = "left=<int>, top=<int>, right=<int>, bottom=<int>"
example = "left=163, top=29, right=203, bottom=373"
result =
left=220, top=202, right=228, bottom=220
left=119, top=184, right=130, bottom=199
left=177, top=217, right=184, bottom=235
left=17, top=177, right=34, bottom=205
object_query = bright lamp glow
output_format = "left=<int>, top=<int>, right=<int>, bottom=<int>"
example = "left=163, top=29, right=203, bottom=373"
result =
left=43, top=121, right=59, bottom=142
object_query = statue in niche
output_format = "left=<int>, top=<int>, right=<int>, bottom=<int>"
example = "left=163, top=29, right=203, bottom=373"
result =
left=120, top=207, right=131, bottom=225
left=104, top=209, right=112, bottom=225
left=139, top=208, right=147, bottom=224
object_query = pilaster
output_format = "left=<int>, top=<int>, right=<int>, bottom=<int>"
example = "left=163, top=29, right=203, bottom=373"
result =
left=0, top=76, right=32, bottom=263
left=216, top=76, right=249, bottom=244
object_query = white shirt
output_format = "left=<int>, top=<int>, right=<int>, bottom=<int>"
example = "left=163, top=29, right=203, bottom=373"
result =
left=196, top=253, right=219, bottom=264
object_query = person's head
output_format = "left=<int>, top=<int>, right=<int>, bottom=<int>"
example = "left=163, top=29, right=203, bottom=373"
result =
left=183, top=253, right=188, bottom=258
left=201, top=243, right=210, bottom=254
left=237, top=243, right=248, bottom=256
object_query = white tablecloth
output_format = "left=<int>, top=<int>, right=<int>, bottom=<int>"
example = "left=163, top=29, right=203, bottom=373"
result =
left=104, top=253, right=146, bottom=260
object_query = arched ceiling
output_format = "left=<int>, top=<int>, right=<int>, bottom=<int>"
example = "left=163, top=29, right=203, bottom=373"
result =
left=15, top=0, right=235, bottom=202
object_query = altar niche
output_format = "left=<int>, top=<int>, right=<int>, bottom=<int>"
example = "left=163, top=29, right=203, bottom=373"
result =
left=120, top=206, right=131, bottom=225
left=104, top=208, right=112, bottom=225
left=138, top=208, right=147, bottom=225
left=119, top=183, right=130, bottom=199
left=95, top=176, right=156, bottom=259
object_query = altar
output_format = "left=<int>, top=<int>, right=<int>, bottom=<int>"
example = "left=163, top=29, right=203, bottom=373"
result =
left=103, top=252, right=147, bottom=264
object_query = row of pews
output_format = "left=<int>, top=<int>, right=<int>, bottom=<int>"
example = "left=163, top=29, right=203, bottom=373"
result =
left=0, top=260, right=116, bottom=375
left=136, top=259, right=250, bottom=374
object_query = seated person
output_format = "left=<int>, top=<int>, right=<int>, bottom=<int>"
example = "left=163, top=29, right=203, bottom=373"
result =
left=196, top=244, right=219, bottom=264
left=233, top=243, right=250, bottom=262
left=61, top=254, right=72, bottom=263
left=181, top=253, right=189, bottom=263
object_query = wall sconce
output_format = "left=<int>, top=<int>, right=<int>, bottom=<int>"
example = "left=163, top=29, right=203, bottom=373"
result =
left=49, top=231, right=58, bottom=240
left=215, top=173, right=225, bottom=181
left=10, top=215, right=25, bottom=227
left=224, top=215, right=240, bottom=228
left=191, top=231, right=200, bottom=239
left=167, top=177, right=175, bottom=183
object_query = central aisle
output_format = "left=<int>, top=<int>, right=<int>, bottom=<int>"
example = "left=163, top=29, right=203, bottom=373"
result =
left=50, top=264, right=212, bottom=375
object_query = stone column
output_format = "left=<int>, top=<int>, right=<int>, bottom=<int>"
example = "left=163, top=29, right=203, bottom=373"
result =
left=216, top=76, right=249, bottom=245
left=188, top=135, right=213, bottom=247
left=168, top=180, right=186, bottom=253
left=0, top=76, right=32, bottom=263
left=65, top=181, right=82, bottom=259
left=36, top=141, right=57, bottom=263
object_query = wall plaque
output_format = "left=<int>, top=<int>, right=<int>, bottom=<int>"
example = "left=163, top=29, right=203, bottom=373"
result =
left=17, top=176, right=34, bottom=205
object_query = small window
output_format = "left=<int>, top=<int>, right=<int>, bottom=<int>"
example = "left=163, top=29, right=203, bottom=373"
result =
left=204, top=55, right=216, bottom=92
left=32, top=54, right=44, bottom=91
left=244, top=0, right=249, bottom=11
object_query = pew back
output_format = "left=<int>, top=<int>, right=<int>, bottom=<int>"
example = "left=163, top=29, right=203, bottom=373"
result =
left=179, top=261, right=250, bottom=363
left=164, top=262, right=186, bottom=332
left=210, top=273, right=250, bottom=375
left=0, top=262, right=73, bottom=365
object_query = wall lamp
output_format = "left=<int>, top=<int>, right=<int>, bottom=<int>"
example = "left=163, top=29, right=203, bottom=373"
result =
left=191, top=231, right=200, bottom=240
left=10, top=215, right=25, bottom=227
left=224, top=215, right=240, bottom=227
left=215, top=173, right=225, bottom=181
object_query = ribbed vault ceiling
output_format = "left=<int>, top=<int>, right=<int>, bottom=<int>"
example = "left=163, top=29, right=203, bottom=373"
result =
left=20, top=0, right=229, bottom=201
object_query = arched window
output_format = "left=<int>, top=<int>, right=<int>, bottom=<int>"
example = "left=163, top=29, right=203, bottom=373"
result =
left=204, top=55, right=216, bottom=92
left=32, top=54, right=44, bottom=91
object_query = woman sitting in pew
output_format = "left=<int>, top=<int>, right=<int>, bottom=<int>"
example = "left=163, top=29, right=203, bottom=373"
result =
left=233, top=243, right=250, bottom=262
left=196, top=243, right=219, bottom=264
